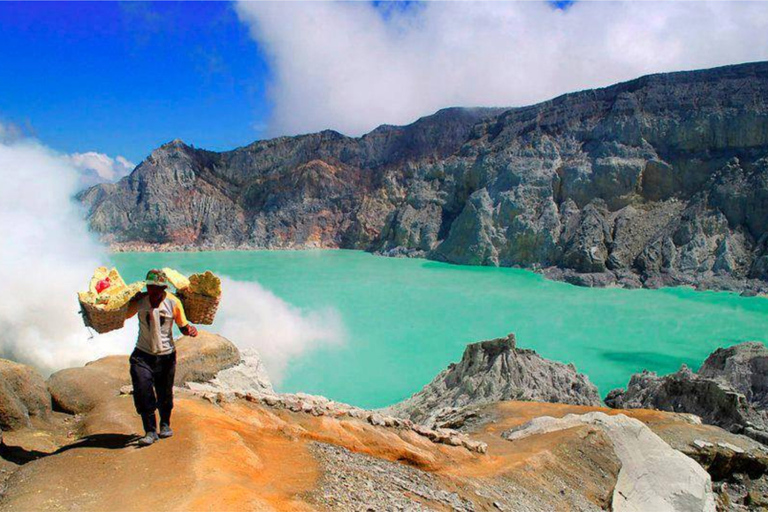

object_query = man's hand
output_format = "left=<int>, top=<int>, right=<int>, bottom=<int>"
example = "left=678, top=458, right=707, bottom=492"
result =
left=180, top=324, right=198, bottom=337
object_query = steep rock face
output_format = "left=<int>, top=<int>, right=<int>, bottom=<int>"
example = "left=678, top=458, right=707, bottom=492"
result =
left=81, top=62, right=768, bottom=290
left=606, top=342, right=768, bottom=442
left=80, top=108, right=504, bottom=252
left=384, top=333, right=601, bottom=425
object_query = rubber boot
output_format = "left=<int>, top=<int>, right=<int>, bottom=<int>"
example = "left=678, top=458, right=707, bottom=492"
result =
left=159, top=407, right=173, bottom=438
left=137, top=431, right=159, bottom=447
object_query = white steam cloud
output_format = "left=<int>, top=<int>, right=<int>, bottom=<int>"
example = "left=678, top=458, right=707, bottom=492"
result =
left=0, top=128, right=346, bottom=381
left=0, top=132, right=135, bottom=373
left=68, top=152, right=135, bottom=189
left=236, top=1, right=768, bottom=137
left=215, top=277, right=346, bottom=383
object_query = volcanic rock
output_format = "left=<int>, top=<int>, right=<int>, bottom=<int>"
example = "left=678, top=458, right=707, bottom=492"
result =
left=47, top=331, right=240, bottom=415
left=606, top=342, right=768, bottom=441
left=173, top=331, right=240, bottom=385
left=185, top=348, right=273, bottom=395
left=502, top=412, right=717, bottom=512
left=385, top=333, right=601, bottom=425
left=0, top=359, right=51, bottom=430
left=47, top=356, right=130, bottom=415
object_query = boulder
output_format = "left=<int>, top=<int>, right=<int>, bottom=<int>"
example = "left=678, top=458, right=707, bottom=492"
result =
left=47, top=356, right=130, bottom=415
left=0, top=359, right=51, bottom=430
left=385, top=333, right=601, bottom=426
left=502, top=412, right=717, bottom=512
left=185, top=348, right=273, bottom=395
left=174, top=331, right=240, bottom=385
left=47, top=331, right=240, bottom=415
left=606, top=342, right=768, bottom=442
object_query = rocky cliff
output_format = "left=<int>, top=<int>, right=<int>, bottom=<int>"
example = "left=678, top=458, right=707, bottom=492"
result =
left=80, top=62, right=768, bottom=290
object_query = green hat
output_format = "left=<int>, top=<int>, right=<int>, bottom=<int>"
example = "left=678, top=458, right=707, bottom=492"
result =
left=145, top=269, right=169, bottom=288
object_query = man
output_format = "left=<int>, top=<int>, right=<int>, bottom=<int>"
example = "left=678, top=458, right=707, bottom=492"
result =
left=126, top=269, right=198, bottom=446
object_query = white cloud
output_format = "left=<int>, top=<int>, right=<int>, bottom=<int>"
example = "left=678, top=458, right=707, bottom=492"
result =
left=67, top=151, right=135, bottom=188
left=236, top=1, right=768, bottom=137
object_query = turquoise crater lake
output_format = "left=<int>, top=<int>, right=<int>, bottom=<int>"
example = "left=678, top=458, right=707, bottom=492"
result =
left=112, top=250, right=768, bottom=409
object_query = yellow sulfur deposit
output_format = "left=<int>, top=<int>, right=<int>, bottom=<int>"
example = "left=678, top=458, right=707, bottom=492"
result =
left=163, top=267, right=191, bottom=290
left=188, top=271, right=222, bottom=298
left=88, top=266, right=126, bottom=294
left=79, top=267, right=144, bottom=311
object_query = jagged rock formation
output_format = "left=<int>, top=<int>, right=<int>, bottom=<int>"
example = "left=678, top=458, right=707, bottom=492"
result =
left=385, top=333, right=601, bottom=426
left=80, top=62, right=768, bottom=291
left=606, top=342, right=768, bottom=442
left=503, top=412, right=717, bottom=512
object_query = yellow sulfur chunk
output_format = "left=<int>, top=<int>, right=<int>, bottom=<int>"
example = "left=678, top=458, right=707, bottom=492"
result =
left=88, top=266, right=109, bottom=294
left=163, top=267, right=191, bottom=291
left=80, top=267, right=143, bottom=311
left=107, top=268, right=126, bottom=288
left=87, top=266, right=126, bottom=294
left=188, top=271, right=222, bottom=298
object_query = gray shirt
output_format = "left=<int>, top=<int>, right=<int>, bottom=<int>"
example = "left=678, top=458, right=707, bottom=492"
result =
left=134, top=294, right=185, bottom=355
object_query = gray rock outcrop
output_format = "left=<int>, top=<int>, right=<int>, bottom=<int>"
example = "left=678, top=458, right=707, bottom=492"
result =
left=502, top=412, right=717, bottom=512
left=185, top=348, right=273, bottom=395
left=0, top=359, right=51, bottom=430
left=173, top=331, right=240, bottom=385
left=606, top=342, right=768, bottom=441
left=385, top=333, right=601, bottom=425
left=80, top=62, right=768, bottom=292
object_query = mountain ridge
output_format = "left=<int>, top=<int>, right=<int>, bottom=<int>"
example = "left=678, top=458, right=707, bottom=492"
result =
left=80, top=61, right=768, bottom=291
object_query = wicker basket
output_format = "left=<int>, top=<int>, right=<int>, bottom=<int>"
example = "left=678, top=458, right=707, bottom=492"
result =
left=178, top=290, right=220, bottom=325
left=79, top=300, right=128, bottom=334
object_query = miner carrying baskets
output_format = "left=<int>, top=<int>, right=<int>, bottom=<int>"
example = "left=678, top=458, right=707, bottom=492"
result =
left=79, top=266, right=221, bottom=446
left=125, top=269, right=198, bottom=446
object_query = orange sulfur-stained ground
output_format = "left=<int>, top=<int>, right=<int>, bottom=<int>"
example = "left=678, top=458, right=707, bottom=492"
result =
left=0, top=389, right=759, bottom=512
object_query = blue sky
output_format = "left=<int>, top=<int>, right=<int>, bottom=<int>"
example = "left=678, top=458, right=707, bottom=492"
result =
left=0, top=1, right=269, bottom=162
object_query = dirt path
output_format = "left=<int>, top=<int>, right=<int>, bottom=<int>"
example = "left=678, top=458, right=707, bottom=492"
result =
left=0, top=397, right=319, bottom=512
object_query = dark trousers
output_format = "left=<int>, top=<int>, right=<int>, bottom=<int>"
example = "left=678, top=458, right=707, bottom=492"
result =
left=129, top=348, right=176, bottom=433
